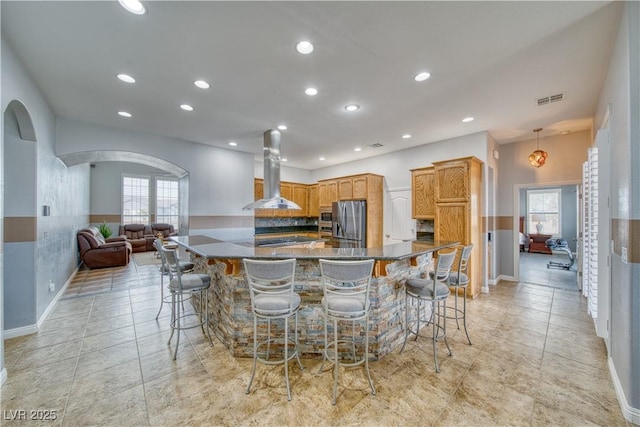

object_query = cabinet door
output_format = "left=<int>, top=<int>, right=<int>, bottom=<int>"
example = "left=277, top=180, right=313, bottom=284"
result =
left=353, top=175, right=368, bottom=199
left=435, top=161, right=469, bottom=202
left=319, top=181, right=338, bottom=206
left=292, top=184, right=308, bottom=217
left=435, top=202, right=469, bottom=245
left=412, top=168, right=435, bottom=218
left=338, top=178, right=353, bottom=200
left=253, top=179, right=273, bottom=217
left=308, top=184, right=319, bottom=217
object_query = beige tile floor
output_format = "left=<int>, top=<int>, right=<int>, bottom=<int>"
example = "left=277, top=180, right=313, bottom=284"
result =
left=1, top=255, right=631, bottom=426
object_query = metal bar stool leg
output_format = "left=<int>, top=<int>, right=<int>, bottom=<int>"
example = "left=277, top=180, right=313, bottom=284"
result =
left=462, top=289, right=472, bottom=345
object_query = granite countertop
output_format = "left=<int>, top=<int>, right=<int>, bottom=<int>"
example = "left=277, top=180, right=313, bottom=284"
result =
left=170, top=235, right=458, bottom=261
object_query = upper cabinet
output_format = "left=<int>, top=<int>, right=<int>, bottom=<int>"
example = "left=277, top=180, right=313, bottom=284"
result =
left=411, top=166, right=435, bottom=219
left=291, top=184, right=308, bottom=217
left=319, top=180, right=338, bottom=207
left=308, top=184, right=319, bottom=218
left=435, top=159, right=474, bottom=203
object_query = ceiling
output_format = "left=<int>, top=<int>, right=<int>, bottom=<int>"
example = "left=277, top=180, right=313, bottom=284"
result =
left=1, top=1, right=622, bottom=170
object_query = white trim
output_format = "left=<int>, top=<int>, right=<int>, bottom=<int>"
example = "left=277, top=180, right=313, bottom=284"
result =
left=3, top=266, right=78, bottom=339
left=1, top=368, right=7, bottom=385
left=608, top=357, right=640, bottom=425
left=36, top=265, right=78, bottom=329
left=3, top=323, right=38, bottom=339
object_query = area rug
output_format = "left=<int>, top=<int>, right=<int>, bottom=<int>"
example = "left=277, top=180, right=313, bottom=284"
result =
left=133, top=251, right=160, bottom=266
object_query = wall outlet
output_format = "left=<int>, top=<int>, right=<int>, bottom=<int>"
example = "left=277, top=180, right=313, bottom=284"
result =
left=621, top=247, right=628, bottom=264
left=49, top=280, right=55, bottom=292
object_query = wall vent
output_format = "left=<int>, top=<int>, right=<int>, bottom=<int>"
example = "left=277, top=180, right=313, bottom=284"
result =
left=369, top=143, right=384, bottom=148
left=537, top=93, right=565, bottom=106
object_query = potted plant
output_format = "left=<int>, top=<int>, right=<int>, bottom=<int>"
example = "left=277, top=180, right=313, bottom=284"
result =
left=99, top=221, right=112, bottom=239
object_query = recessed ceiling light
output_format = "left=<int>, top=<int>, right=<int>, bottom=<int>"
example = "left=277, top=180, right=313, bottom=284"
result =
left=228, top=141, right=237, bottom=146
left=462, top=117, right=474, bottom=123
left=117, top=74, right=135, bottom=83
left=414, top=72, right=431, bottom=82
left=402, top=134, right=412, bottom=139
left=277, top=124, right=287, bottom=130
left=194, top=80, right=210, bottom=89
left=282, top=158, right=288, bottom=162
left=354, top=147, right=362, bottom=152
left=305, top=88, right=318, bottom=96
left=180, top=104, right=194, bottom=111
left=118, top=0, right=145, bottom=15
left=319, top=157, right=325, bottom=161
left=118, top=111, right=132, bottom=118
left=345, top=104, right=360, bottom=112
left=296, top=41, right=314, bottom=54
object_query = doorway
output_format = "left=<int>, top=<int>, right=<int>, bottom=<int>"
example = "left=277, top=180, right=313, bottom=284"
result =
left=514, top=181, right=580, bottom=291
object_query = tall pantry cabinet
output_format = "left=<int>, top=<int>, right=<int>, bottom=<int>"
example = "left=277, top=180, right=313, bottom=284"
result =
left=433, top=156, right=483, bottom=298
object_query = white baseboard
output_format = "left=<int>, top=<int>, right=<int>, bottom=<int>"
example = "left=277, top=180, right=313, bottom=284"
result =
left=36, top=265, right=78, bottom=329
left=3, top=323, right=38, bottom=339
left=608, top=356, right=640, bottom=425
left=3, top=266, right=79, bottom=339
left=1, top=367, right=7, bottom=385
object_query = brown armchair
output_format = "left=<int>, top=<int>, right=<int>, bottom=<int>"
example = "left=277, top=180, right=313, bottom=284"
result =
left=77, top=226, right=132, bottom=269
left=118, top=224, right=150, bottom=253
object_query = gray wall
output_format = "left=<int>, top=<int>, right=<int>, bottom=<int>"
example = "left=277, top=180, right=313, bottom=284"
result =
left=1, top=37, right=90, bottom=335
left=594, top=1, right=639, bottom=416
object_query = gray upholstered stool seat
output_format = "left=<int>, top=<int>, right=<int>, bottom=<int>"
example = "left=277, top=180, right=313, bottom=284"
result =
left=406, top=279, right=450, bottom=298
left=318, top=258, right=376, bottom=405
left=168, top=273, right=210, bottom=291
left=243, top=258, right=303, bottom=401
left=158, top=242, right=214, bottom=360
left=400, top=249, right=457, bottom=372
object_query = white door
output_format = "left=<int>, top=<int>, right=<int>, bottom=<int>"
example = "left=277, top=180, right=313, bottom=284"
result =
left=384, top=189, right=415, bottom=244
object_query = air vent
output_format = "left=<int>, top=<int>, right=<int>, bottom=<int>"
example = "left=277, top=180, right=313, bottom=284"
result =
left=369, top=143, right=384, bottom=148
left=537, top=93, right=565, bottom=106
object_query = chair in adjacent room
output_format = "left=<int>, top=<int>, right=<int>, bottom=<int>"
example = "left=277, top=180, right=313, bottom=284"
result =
left=447, top=244, right=473, bottom=345
left=318, top=258, right=376, bottom=405
left=158, top=244, right=213, bottom=360
left=400, top=249, right=457, bottom=372
left=243, top=258, right=304, bottom=401
left=153, top=238, right=195, bottom=320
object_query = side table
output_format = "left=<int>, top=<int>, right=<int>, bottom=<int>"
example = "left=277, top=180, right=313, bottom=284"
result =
left=529, top=234, right=552, bottom=254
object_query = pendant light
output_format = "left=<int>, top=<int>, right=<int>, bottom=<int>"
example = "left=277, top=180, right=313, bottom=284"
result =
left=528, top=128, right=548, bottom=167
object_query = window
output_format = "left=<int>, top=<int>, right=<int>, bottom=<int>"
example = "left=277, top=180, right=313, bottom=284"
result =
left=122, top=175, right=150, bottom=224
left=156, top=178, right=179, bottom=229
left=527, top=188, right=560, bottom=235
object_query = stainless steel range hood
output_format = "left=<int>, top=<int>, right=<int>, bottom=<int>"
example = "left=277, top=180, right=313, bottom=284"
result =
left=242, top=129, right=301, bottom=211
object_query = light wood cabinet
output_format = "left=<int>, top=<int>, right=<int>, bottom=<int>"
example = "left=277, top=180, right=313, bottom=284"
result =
left=319, top=180, right=338, bottom=207
left=411, top=167, right=435, bottom=219
left=433, top=156, right=483, bottom=298
left=353, top=175, right=368, bottom=199
left=254, top=179, right=310, bottom=217
left=291, top=184, right=308, bottom=217
left=308, top=184, right=319, bottom=218
left=338, top=178, right=353, bottom=200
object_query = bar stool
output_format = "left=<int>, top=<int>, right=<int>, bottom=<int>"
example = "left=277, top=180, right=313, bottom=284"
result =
left=158, top=244, right=213, bottom=360
left=448, top=245, right=473, bottom=345
left=243, top=258, right=303, bottom=401
left=318, top=258, right=376, bottom=405
left=153, top=238, right=195, bottom=320
left=400, top=249, right=457, bottom=372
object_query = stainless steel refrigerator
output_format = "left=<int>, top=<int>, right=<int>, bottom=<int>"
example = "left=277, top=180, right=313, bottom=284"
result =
left=332, top=200, right=366, bottom=248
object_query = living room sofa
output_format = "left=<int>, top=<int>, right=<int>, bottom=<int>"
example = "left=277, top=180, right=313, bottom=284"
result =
left=77, top=226, right=132, bottom=269
left=119, top=223, right=178, bottom=252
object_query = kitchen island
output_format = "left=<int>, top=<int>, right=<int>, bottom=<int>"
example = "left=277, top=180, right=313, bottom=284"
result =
left=171, top=235, right=458, bottom=360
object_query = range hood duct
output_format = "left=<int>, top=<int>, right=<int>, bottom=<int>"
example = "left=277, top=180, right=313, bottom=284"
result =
left=242, top=129, right=301, bottom=210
